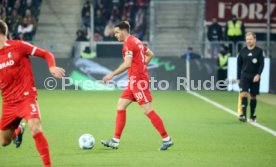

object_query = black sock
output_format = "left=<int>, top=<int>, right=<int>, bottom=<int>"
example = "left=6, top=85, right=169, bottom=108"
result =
left=241, top=97, right=248, bottom=116
left=250, top=99, right=257, bottom=117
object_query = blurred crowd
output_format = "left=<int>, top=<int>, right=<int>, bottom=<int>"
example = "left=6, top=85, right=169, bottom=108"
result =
left=206, top=15, right=246, bottom=84
left=76, top=0, right=149, bottom=42
left=0, top=0, right=42, bottom=41
left=207, top=14, right=246, bottom=58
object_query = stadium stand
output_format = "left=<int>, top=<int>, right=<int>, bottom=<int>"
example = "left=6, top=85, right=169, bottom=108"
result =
left=2, top=0, right=42, bottom=41
left=151, top=0, right=205, bottom=57
left=77, top=0, right=149, bottom=42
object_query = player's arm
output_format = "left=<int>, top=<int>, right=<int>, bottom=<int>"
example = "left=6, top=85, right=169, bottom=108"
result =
left=34, top=48, right=65, bottom=79
left=257, top=51, right=264, bottom=75
left=145, top=49, right=154, bottom=64
left=103, top=56, right=132, bottom=82
left=19, top=41, right=65, bottom=78
left=253, top=51, right=265, bottom=82
left=237, top=53, right=242, bottom=85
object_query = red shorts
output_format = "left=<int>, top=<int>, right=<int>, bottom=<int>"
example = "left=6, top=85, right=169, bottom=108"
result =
left=120, top=80, right=152, bottom=105
left=0, top=97, right=41, bottom=130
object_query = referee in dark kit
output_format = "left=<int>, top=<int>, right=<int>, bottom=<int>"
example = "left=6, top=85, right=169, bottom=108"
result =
left=237, top=32, right=264, bottom=122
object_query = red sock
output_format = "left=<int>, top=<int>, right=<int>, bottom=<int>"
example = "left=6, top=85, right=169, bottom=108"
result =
left=11, top=127, right=22, bottom=140
left=33, top=132, right=51, bottom=167
left=147, top=110, right=168, bottom=138
left=114, top=110, right=126, bottom=139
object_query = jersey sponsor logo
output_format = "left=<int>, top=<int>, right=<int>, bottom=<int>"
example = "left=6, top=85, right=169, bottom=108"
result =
left=252, top=58, right=258, bottom=64
left=8, top=52, right=12, bottom=58
left=248, top=53, right=253, bottom=56
left=0, top=60, right=15, bottom=70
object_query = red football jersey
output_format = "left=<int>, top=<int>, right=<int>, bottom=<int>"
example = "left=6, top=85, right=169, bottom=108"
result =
left=0, top=40, right=55, bottom=104
left=122, top=35, right=149, bottom=80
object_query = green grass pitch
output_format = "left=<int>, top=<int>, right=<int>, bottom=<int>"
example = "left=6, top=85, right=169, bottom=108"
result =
left=0, top=90, right=275, bottom=167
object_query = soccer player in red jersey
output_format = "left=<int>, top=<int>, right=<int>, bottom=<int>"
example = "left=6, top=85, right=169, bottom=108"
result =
left=102, top=21, right=173, bottom=151
left=0, top=20, right=65, bottom=167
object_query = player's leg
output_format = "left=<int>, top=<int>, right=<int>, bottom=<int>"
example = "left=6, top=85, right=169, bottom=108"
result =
left=135, top=83, right=173, bottom=150
left=12, top=122, right=26, bottom=148
left=239, top=91, right=249, bottom=122
left=134, top=82, right=169, bottom=139
left=140, top=102, right=173, bottom=150
left=28, top=118, right=51, bottom=167
left=131, top=80, right=173, bottom=150
left=0, top=105, right=24, bottom=147
left=140, top=102, right=169, bottom=138
left=101, top=87, right=134, bottom=149
left=21, top=98, right=51, bottom=167
left=239, top=75, right=250, bottom=122
left=249, top=81, right=260, bottom=122
left=114, top=98, right=132, bottom=140
left=0, top=129, right=14, bottom=146
left=249, top=96, right=257, bottom=122
left=0, top=124, right=25, bottom=148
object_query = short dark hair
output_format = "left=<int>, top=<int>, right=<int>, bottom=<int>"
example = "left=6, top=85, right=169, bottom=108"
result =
left=115, top=21, right=130, bottom=33
left=246, top=32, right=256, bottom=39
left=0, top=20, right=8, bottom=36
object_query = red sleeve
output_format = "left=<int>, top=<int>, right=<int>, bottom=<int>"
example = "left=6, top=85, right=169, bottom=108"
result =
left=125, top=41, right=134, bottom=51
left=18, top=41, right=56, bottom=68
left=124, top=41, right=134, bottom=58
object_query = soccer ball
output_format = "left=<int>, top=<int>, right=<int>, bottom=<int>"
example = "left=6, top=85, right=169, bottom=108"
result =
left=78, top=134, right=95, bottom=149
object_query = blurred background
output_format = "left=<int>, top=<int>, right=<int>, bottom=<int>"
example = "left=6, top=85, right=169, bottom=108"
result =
left=2, top=0, right=276, bottom=93
left=1, top=1, right=276, bottom=166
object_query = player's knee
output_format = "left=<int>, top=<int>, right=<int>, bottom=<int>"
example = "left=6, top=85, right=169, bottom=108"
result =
left=141, top=103, right=153, bottom=114
left=143, top=107, right=153, bottom=115
left=29, top=125, right=42, bottom=135
left=2, top=142, right=10, bottom=147
left=240, top=92, right=249, bottom=97
left=117, top=106, right=127, bottom=110
left=251, top=96, right=256, bottom=100
left=117, top=102, right=127, bottom=110
left=28, top=118, right=42, bottom=135
left=143, top=110, right=151, bottom=115
left=0, top=139, right=11, bottom=147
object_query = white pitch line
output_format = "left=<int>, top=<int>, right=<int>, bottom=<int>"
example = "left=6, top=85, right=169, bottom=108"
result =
left=188, top=91, right=276, bottom=137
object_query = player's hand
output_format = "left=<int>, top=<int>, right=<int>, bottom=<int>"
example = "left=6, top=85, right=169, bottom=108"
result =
left=237, top=79, right=240, bottom=85
left=102, top=73, right=113, bottom=82
left=49, top=66, right=65, bottom=79
left=253, top=74, right=260, bottom=83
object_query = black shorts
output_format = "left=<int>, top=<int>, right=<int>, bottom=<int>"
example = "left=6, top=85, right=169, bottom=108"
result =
left=240, top=74, right=260, bottom=96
